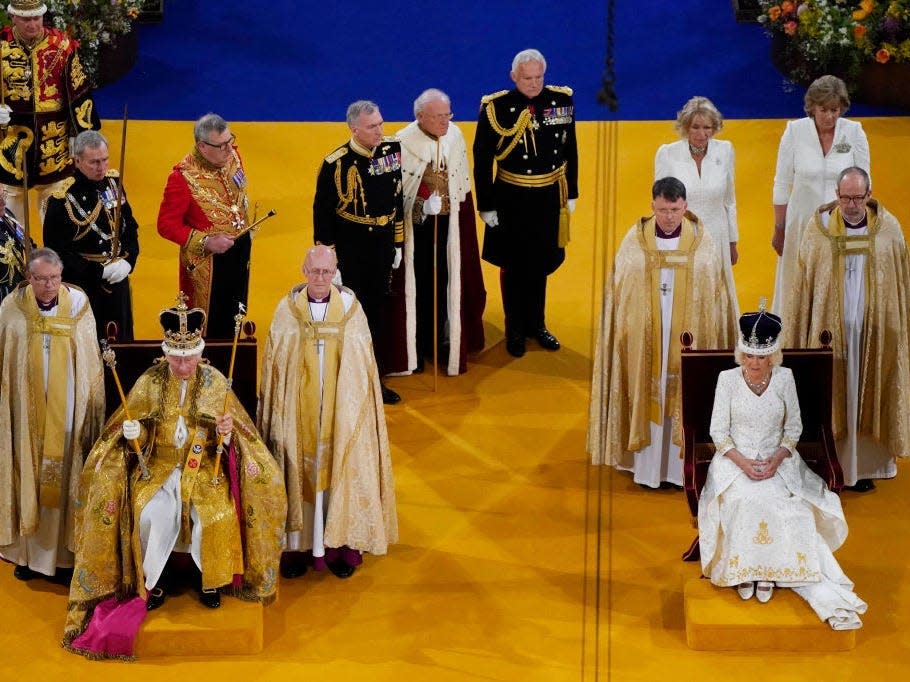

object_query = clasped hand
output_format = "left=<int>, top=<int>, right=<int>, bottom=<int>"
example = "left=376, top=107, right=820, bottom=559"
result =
left=740, top=451, right=785, bottom=480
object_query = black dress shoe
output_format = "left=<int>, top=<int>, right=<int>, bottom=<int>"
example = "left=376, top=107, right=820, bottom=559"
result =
left=13, top=565, right=36, bottom=581
left=846, top=479, right=876, bottom=493
left=199, top=588, right=221, bottom=608
left=280, top=560, right=309, bottom=580
left=327, top=558, right=356, bottom=579
left=506, top=334, right=526, bottom=358
left=533, top=328, right=561, bottom=351
left=413, top=357, right=425, bottom=374
left=381, top=384, right=401, bottom=405
left=146, top=586, right=167, bottom=611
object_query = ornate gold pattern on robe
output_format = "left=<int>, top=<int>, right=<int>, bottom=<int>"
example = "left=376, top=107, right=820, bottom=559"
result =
left=785, top=199, right=910, bottom=456
left=177, top=149, right=249, bottom=317
left=0, top=284, right=104, bottom=547
left=63, top=362, right=286, bottom=648
left=587, top=214, right=736, bottom=466
left=258, top=285, right=398, bottom=555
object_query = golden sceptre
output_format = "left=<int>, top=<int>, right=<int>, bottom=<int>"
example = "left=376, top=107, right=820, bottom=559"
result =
left=100, top=340, right=150, bottom=480
left=211, top=302, right=246, bottom=484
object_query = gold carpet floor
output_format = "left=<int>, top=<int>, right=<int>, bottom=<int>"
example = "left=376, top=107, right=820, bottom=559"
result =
left=0, top=118, right=908, bottom=680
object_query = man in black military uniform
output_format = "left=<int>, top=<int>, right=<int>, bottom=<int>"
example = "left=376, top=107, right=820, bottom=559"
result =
left=0, top=187, right=32, bottom=302
left=43, top=130, right=140, bottom=340
left=313, top=99, right=405, bottom=404
left=474, top=48, right=578, bottom=358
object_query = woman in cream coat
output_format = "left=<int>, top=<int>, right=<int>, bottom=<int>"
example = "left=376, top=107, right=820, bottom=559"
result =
left=655, top=96, right=738, bottom=313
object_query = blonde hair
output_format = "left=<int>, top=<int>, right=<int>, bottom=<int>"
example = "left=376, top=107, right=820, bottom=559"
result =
left=674, top=96, right=723, bottom=137
left=734, top=348, right=783, bottom=367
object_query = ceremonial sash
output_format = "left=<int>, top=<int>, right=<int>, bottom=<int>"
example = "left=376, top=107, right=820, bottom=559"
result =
left=642, top=217, right=697, bottom=424
left=824, top=204, right=879, bottom=355
left=27, top=285, right=74, bottom=509
left=295, top=286, right=345, bottom=501
left=496, top=164, right=570, bottom=247
left=180, top=426, right=210, bottom=542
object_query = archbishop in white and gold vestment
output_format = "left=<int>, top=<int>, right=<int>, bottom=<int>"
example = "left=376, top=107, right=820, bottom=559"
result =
left=258, top=283, right=398, bottom=575
left=0, top=281, right=104, bottom=576
left=785, top=198, right=910, bottom=485
left=587, top=211, right=735, bottom=487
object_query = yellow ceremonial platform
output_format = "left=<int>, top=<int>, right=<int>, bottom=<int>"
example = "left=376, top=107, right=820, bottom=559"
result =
left=134, top=594, right=263, bottom=657
left=1, top=118, right=909, bottom=680
left=684, top=577, right=855, bottom=652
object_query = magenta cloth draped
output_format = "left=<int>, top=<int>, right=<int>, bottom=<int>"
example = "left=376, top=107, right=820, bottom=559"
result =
left=69, top=595, right=147, bottom=658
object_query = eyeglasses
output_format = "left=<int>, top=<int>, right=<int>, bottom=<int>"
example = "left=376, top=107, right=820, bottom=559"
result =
left=30, top=274, right=62, bottom=284
left=427, top=112, right=454, bottom=121
left=837, top=193, right=868, bottom=205
left=306, top=268, right=335, bottom=278
left=200, top=134, right=236, bottom=151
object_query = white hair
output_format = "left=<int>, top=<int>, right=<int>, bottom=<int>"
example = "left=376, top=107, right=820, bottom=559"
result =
left=413, top=88, right=450, bottom=118
left=511, top=49, right=546, bottom=73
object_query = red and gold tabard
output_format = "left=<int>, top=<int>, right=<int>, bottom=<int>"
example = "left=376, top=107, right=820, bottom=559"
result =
left=0, top=26, right=99, bottom=186
left=156, top=147, right=250, bottom=325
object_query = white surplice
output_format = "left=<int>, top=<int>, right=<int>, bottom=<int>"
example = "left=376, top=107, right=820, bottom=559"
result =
left=617, top=234, right=683, bottom=488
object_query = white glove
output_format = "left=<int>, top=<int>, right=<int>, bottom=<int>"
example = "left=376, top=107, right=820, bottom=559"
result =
left=102, top=259, right=132, bottom=284
left=332, top=267, right=343, bottom=286
left=392, top=247, right=402, bottom=270
left=0, top=104, right=10, bottom=127
left=480, top=210, right=499, bottom=227
left=122, top=419, right=141, bottom=441
left=422, top=192, right=443, bottom=216
left=567, top=199, right=577, bottom=214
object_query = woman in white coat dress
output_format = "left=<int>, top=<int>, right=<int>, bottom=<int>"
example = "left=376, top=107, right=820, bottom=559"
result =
left=655, top=96, right=739, bottom=314
left=771, top=75, right=870, bottom=316
left=698, top=306, right=866, bottom=630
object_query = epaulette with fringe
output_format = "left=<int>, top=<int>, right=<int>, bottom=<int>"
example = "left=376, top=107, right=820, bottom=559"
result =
left=546, top=85, right=574, bottom=96
left=325, top=146, right=348, bottom=163
left=480, top=90, right=509, bottom=106
left=50, top=176, right=76, bottom=199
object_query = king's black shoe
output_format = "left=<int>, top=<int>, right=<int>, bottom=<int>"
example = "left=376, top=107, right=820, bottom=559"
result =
left=199, top=587, right=221, bottom=609
left=146, top=586, right=167, bottom=611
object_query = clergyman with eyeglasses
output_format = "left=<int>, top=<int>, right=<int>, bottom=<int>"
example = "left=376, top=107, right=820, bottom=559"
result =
left=587, top=177, right=736, bottom=490
left=391, top=88, right=486, bottom=377
left=784, top=166, right=910, bottom=494
left=258, top=244, right=398, bottom=581
left=157, top=112, right=253, bottom=338
left=0, top=246, right=104, bottom=583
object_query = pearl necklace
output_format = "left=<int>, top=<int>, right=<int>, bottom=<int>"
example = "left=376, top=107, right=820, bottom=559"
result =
left=742, top=368, right=770, bottom=394
left=689, top=143, right=707, bottom=156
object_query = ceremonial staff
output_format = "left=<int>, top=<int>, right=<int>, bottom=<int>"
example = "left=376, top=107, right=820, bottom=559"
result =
left=21, top=153, right=31, bottom=263
left=432, top=138, right=440, bottom=392
left=100, top=340, right=150, bottom=480
left=211, top=302, right=246, bottom=484
left=185, top=210, right=277, bottom=272
left=110, top=105, right=128, bottom=260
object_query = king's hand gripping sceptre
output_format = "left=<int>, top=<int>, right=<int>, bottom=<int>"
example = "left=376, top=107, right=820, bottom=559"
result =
left=211, top=301, right=246, bottom=484
left=100, top=340, right=151, bottom=480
